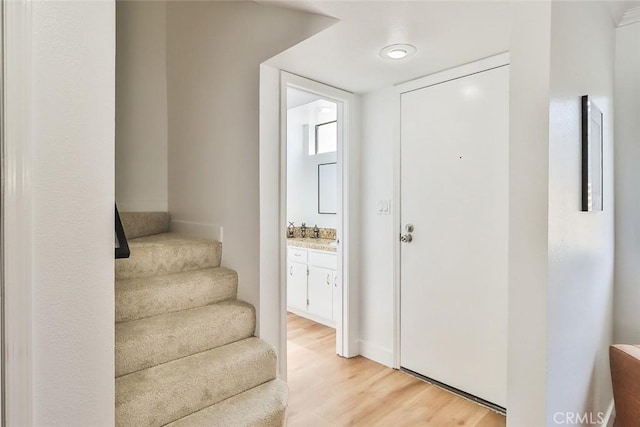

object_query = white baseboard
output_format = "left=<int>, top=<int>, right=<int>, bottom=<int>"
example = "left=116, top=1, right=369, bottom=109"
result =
left=602, top=399, right=615, bottom=427
left=170, top=219, right=223, bottom=242
left=358, top=339, right=394, bottom=368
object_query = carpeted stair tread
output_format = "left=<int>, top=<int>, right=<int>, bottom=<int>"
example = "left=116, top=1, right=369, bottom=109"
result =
left=120, top=211, right=170, bottom=240
left=115, top=337, right=277, bottom=427
left=116, top=300, right=256, bottom=377
left=115, top=267, right=238, bottom=322
left=115, top=232, right=222, bottom=280
left=165, top=379, right=288, bottom=427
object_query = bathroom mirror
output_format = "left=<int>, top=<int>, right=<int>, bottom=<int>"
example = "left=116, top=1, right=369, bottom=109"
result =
left=318, top=162, right=337, bottom=214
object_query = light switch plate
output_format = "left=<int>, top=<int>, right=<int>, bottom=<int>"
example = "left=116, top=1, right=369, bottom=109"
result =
left=377, top=200, right=391, bottom=215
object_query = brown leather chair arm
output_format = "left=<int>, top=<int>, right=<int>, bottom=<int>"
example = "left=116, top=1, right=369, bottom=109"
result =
left=610, top=344, right=640, bottom=427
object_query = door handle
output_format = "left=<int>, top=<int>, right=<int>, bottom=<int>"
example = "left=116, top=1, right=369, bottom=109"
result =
left=401, top=224, right=414, bottom=243
left=289, top=266, right=293, bottom=276
left=326, top=274, right=331, bottom=285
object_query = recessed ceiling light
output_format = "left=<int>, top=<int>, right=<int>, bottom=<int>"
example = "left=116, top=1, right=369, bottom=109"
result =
left=380, top=44, right=417, bottom=60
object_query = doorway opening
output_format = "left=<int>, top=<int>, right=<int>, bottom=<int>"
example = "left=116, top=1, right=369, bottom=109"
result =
left=285, top=88, right=339, bottom=328
left=281, top=74, right=349, bottom=360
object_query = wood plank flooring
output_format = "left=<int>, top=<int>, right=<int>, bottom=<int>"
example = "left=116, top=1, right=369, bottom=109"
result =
left=286, top=313, right=506, bottom=427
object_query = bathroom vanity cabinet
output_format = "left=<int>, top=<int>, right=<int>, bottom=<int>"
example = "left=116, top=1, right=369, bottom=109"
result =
left=287, top=245, right=337, bottom=328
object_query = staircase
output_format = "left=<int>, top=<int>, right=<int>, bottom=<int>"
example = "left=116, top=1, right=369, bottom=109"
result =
left=115, top=212, right=287, bottom=426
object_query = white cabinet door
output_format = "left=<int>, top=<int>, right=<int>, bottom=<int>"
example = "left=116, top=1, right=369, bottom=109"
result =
left=287, top=261, right=307, bottom=311
left=307, top=265, right=333, bottom=320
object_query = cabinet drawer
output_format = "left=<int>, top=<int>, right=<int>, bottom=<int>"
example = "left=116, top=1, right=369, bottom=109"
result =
left=288, top=247, right=308, bottom=263
left=308, top=250, right=336, bottom=269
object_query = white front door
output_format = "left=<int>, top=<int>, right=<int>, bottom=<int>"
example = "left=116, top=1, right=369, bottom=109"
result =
left=399, top=65, right=509, bottom=407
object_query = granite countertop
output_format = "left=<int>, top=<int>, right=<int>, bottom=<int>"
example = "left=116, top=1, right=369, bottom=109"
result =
left=287, top=238, right=337, bottom=252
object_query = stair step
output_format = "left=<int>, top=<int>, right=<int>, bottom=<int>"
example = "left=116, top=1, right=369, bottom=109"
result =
left=165, top=379, right=288, bottom=427
left=115, top=337, right=277, bottom=427
left=116, top=267, right=237, bottom=322
left=115, top=233, right=222, bottom=280
left=120, top=211, right=170, bottom=240
left=116, top=300, right=255, bottom=377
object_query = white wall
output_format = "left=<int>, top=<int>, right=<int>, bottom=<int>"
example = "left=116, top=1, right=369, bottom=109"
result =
left=614, top=21, right=640, bottom=344
left=358, top=87, right=396, bottom=366
left=31, top=1, right=115, bottom=425
left=507, top=3, right=551, bottom=426
left=116, top=1, right=168, bottom=212
left=287, top=102, right=337, bottom=229
left=546, top=2, right=616, bottom=424
left=259, top=64, right=287, bottom=375
left=166, top=1, right=334, bottom=326
left=357, top=15, right=554, bottom=410
left=359, top=4, right=616, bottom=426
left=4, top=2, right=33, bottom=424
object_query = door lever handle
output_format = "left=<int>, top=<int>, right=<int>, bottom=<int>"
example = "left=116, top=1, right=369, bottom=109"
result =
left=400, top=233, right=413, bottom=243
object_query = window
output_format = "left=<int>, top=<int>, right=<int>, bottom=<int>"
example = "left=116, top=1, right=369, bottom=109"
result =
left=313, top=121, right=337, bottom=155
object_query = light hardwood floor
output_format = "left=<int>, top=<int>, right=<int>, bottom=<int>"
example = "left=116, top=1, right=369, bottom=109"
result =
left=286, top=313, right=506, bottom=427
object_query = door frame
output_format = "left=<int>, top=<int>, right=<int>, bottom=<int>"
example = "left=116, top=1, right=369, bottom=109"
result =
left=279, top=71, right=359, bottom=359
left=391, top=52, right=510, bottom=369
left=2, top=0, right=34, bottom=425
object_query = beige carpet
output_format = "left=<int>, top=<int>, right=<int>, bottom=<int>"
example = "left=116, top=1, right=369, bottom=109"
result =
left=115, top=212, right=287, bottom=426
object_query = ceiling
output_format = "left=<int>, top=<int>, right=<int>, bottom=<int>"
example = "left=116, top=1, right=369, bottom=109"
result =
left=262, top=1, right=511, bottom=94
left=287, top=87, right=325, bottom=109
left=261, top=1, right=640, bottom=95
